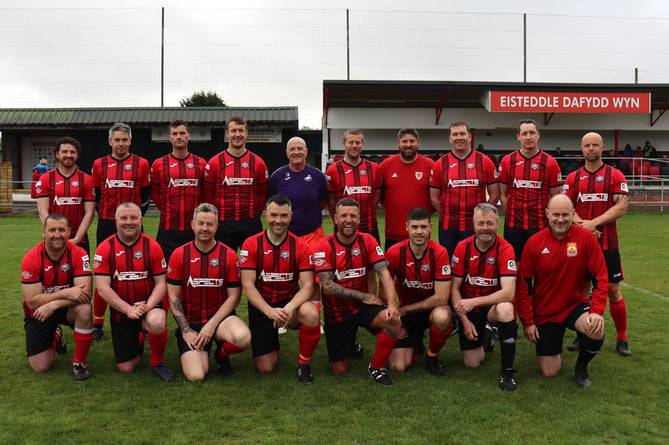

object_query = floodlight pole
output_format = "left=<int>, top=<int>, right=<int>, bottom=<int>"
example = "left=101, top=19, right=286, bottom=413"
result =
left=523, top=13, right=527, bottom=83
left=346, top=9, right=350, bottom=80
left=161, top=7, right=165, bottom=107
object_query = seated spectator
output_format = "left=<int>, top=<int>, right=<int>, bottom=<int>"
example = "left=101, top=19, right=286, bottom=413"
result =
left=604, top=149, right=619, bottom=168
left=622, top=144, right=634, bottom=158
left=643, top=141, right=657, bottom=158
left=634, top=146, right=644, bottom=157
left=476, top=144, right=487, bottom=153
left=553, top=147, right=564, bottom=158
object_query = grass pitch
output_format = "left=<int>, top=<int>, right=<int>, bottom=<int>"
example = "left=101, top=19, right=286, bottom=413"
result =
left=0, top=213, right=667, bottom=444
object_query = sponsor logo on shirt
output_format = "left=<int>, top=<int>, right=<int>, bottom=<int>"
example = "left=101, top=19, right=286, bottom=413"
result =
left=343, top=185, right=372, bottom=194
left=442, top=265, right=451, bottom=275
left=223, top=177, right=253, bottom=186
left=620, top=183, right=628, bottom=192
left=465, top=275, right=498, bottom=286
left=512, top=178, right=542, bottom=189
left=402, top=278, right=433, bottom=290
left=53, top=196, right=82, bottom=205
left=187, top=277, right=224, bottom=287
left=541, top=247, right=550, bottom=254
left=105, top=179, right=135, bottom=188
left=168, top=178, right=199, bottom=187
left=507, top=260, right=516, bottom=271
left=334, top=267, right=367, bottom=280
left=578, top=192, right=608, bottom=202
left=448, top=178, right=479, bottom=187
left=114, top=270, right=149, bottom=281
left=260, top=271, right=294, bottom=282
left=22, top=271, right=33, bottom=279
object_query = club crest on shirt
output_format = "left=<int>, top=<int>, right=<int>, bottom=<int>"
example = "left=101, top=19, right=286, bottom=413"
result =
left=60, top=263, right=70, bottom=272
left=210, top=258, right=219, bottom=267
left=72, top=181, right=79, bottom=187
left=22, top=271, right=32, bottom=279
left=187, top=163, right=194, bottom=169
left=415, top=171, right=423, bottom=180
left=567, top=242, right=578, bottom=257
left=421, top=263, right=430, bottom=272
left=124, top=164, right=132, bottom=171
left=315, top=258, right=325, bottom=266
left=352, top=248, right=361, bottom=256
left=241, top=162, right=249, bottom=169
left=134, top=250, right=143, bottom=259
left=531, top=163, right=539, bottom=170
left=467, top=163, right=474, bottom=170
left=487, top=256, right=496, bottom=265
left=281, top=250, right=290, bottom=259
left=596, top=176, right=604, bottom=182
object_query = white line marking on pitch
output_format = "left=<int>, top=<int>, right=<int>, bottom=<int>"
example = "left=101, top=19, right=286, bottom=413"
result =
left=621, top=282, right=669, bottom=302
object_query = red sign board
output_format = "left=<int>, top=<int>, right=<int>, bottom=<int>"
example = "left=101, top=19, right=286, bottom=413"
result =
left=489, top=91, right=650, bottom=113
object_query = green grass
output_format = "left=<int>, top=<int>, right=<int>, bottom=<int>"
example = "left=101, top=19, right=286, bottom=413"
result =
left=0, top=212, right=668, bottom=444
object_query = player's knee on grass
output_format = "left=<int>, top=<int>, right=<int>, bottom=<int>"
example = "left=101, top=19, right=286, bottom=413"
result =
left=537, top=356, right=561, bottom=378
left=388, top=349, right=412, bottom=373
left=255, top=351, right=278, bottom=373
left=331, top=359, right=349, bottom=375
left=28, top=349, right=55, bottom=373
left=462, top=347, right=485, bottom=368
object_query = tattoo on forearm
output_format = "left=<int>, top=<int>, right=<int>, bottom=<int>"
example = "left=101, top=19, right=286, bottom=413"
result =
left=318, top=271, right=369, bottom=302
left=170, top=299, right=192, bottom=333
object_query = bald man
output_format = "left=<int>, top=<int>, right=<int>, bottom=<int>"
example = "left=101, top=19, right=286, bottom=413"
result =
left=562, top=132, right=631, bottom=356
left=268, top=137, right=329, bottom=322
left=516, top=194, right=608, bottom=388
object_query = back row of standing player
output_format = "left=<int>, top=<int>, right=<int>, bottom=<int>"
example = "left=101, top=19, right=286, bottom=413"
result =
left=27, top=117, right=630, bottom=387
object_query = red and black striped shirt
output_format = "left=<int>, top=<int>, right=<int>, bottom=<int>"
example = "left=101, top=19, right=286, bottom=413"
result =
left=167, top=241, right=240, bottom=324
left=326, top=159, right=381, bottom=233
left=91, top=154, right=150, bottom=221
left=498, top=150, right=561, bottom=229
left=94, top=233, right=166, bottom=322
left=240, top=231, right=314, bottom=305
left=151, top=153, right=207, bottom=230
left=36, top=168, right=95, bottom=234
left=203, top=149, right=269, bottom=221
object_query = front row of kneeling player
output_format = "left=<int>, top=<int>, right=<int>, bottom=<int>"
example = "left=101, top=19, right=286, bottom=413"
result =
left=21, top=193, right=607, bottom=389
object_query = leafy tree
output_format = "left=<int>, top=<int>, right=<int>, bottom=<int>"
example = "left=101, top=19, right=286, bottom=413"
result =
left=179, top=90, right=226, bottom=107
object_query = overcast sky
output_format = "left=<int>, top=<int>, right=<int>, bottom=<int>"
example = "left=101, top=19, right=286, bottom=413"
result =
left=2, top=0, right=669, bottom=128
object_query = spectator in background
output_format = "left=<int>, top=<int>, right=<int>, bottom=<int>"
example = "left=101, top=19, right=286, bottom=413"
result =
left=643, top=141, right=657, bottom=158
left=476, top=144, right=487, bottom=153
left=604, top=149, right=619, bottom=169
left=634, top=146, right=644, bottom=158
left=31, top=159, right=49, bottom=198
left=622, top=144, right=634, bottom=158
left=553, top=147, right=564, bottom=158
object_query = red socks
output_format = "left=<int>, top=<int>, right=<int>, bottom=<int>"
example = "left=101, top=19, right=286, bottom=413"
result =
left=216, top=341, right=246, bottom=360
left=93, top=288, right=107, bottom=328
left=609, top=297, right=628, bottom=341
left=72, top=329, right=94, bottom=365
left=427, top=324, right=451, bottom=357
left=298, top=324, right=321, bottom=365
left=149, top=328, right=168, bottom=367
left=370, top=331, right=397, bottom=368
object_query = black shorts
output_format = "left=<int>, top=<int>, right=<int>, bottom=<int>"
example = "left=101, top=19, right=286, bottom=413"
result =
left=248, top=300, right=293, bottom=357
left=174, top=316, right=234, bottom=356
left=458, top=306, right=491, bottom=351
left=96, top=218, right=117, bottom=245
left=503, top=226, right=540, bottom=261
left=215, top=217, right=263, bottom=252
left=24, top=308, right=71, bottom=357
left=384, top=237, right=402, bottom=252
left=603, top=250, right=624, bottom=283
left=156, top=229, right=195, bottom=262
left=324, top=305, right=385, bottom=363
left=395, top=311, right=431, bottom=350
left=438, top=229, right=475, bottom=260
left=535, top=303, right=590, bottom=356
left=357, top=227, right=381, bottom=244
left=110, top=318, right=145, bottom=363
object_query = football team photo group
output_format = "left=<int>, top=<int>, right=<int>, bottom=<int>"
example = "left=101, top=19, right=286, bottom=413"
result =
left=23, top=116, right=632, bottom=392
